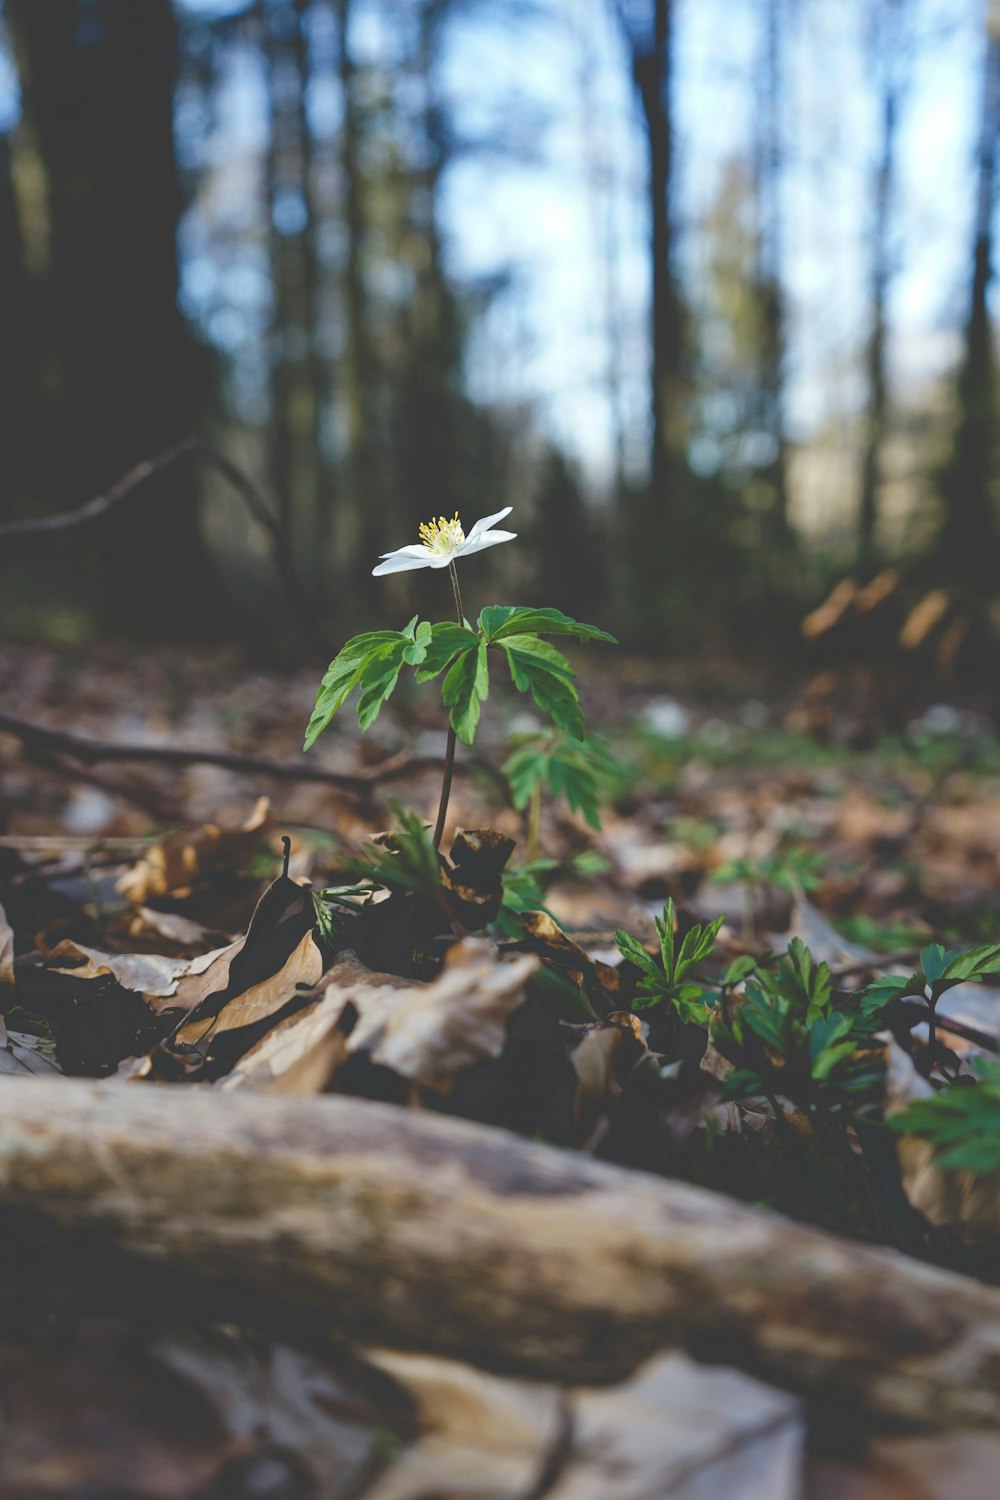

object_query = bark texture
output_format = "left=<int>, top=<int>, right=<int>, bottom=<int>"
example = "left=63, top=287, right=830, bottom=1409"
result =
left=1, top=1077, right=1000, bottom=1428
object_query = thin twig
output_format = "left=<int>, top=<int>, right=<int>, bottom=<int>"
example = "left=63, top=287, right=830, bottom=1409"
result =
left=0, top=437, right=200, bottom=544
left=0, top=709, right=507, bottom=799
left=432, top=561, right=465, bottom=849
left=0, top=436, right=332, bottom=659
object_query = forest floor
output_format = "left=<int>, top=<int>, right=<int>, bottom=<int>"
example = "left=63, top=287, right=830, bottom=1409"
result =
left=1, top=638, right=1000, bottom=1498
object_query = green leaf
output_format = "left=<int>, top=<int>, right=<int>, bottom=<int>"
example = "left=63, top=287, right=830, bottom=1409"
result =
left=722, top=955, right=757, bottom=987
left=720, top=1066, right=768, bottom=1102
left=615, top=930, right=662, bottom=983
left=442, top=638, right=490, bottom=745
left=808, top=1012, right=853, bottom=1079
left=941, top=942, right=1000, bottom=982
left=305, top=628, right=426, bottom=749
left=655, top=900, right=676, bottom=980
left=674, top=914, right=724, bottom=983
left=500, top=642, right=584, bottom=738
left=501, top=634, right=577, bottom=682
left=742, top=983, right=790, bottom=1051
left=401, top=619, right=432, bottom=666
left=479, top=605, right=617, bottom=645
left=347, top=802, right=444, bottom=902
left=413, top=622, right=481, bottom=682
left=920, top=943, right=948, bottom=985
left=503, top=733, right=624, bottom=830
left=859, top=973, right=918, bottom=1017
left=889, top=1061, right=1000, bottom=1175
left=503, top=743, right=550, bottom=810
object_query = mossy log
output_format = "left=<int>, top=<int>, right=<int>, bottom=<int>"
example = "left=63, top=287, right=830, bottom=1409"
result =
left=0, top=1076, right=999, bottom=1428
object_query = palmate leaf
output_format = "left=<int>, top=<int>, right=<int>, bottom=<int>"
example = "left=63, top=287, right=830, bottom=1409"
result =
left=304, top=618, right=431, bottom=749
left=478, top=605, right=617, bottom=645
left=503, top=733, right=622, bottom=829
left=889, top=1061, right=1000, bottom=1174
left=442, top=638, right=490, bottom=745
left=499, top=637, right=584, bottom=739
left=413, top=622, right=481, bottom=682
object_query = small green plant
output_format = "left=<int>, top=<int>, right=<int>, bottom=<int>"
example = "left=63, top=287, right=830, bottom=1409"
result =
left=710, top=938, right=882, bottom=1113
left=303, top=508, right=616, bottom=848
left=711, top=847, right=827, bottom=897
left=503, top=731, right=624, bottom=859
left=860, top=940, right=1000, bottom=1046
left=889, top=1060, right=1000, bottom=1175
left=615, top=898, right=725, bottom=1023
left=497, top=849, right=612, bottom=936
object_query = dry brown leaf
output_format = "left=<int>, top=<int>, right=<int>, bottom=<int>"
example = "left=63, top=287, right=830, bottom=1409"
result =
left=177, top=927, right=323, bottom=1045
left=513, top=911, right=620, bottom=1016
left=886, top=1039, right=1000, bottom=1247
left=364, top=1350, right=801, bottom=1500
left=809, top=1432, right=1000, bottom=1500
left=168, top=936, right=245, bottom=1016
left=44, top=938, right=226, bottom=1000
left=362, top=1350, right=564, bottom=1500
left=0, top=901, right=14, bottom=990
left=116, top=796, right=271, bottom=904
left=169, top=874, right=316, bottom=1039
left=548, top=1353, right=802, bottom=1500
left=0, top=1018, right=60, bottom=1076
left=112, top=905, right=233, bottom=954
left=332, top=939, right=539, bottom=1093
left=154, top=1330, right=377, bottom=1500
left=219, top=984, right=351, bottom=1093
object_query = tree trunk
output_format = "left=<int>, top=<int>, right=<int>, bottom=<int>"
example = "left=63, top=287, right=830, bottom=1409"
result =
left=6, top=0, right=222, bottom=636
left=4, top=1078, right=1000, bottom=1429
left=857, top=0, right=906, bottom=578
left=756, top=0, right=791, bottom=560
left=937, top=13, right=1000, bottom=589
left=621, top=0, right=685, bottom=636
left=337, top=0, right=385, bottom=604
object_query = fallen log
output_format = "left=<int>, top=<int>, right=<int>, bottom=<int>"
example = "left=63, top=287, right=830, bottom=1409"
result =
left=0, top=1076, right=999, bottom=1429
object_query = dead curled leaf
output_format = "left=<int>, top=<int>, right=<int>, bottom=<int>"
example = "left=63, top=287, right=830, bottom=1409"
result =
left=512, top=910, right=620, bottom=1017
left=0, top=900, right=14, bottom=989
left=43, top=938, right=226, bottom=1000
left=167, top=874, right=321, bottom=1052
left=222, top=940, right=539, bottom=1096
left=116, top=796, right=271, bottom=904
left=364, top=1349, right=803, bottom=1500
left=343, top=940, right=538, bottom=1093
left=885, top=1038, right=1000, bottom=1247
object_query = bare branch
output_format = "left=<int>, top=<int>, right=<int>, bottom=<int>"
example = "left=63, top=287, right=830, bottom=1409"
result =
left=0, top=437, right=333, bottom=659
left=0, top=709, right=507, bottom=800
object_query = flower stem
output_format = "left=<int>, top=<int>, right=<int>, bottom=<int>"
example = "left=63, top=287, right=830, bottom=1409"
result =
left=432, top=562, right=464, bottom=849
left=526, top=782, right=542, bottom=863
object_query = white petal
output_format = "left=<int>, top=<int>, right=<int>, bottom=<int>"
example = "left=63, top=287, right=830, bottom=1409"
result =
left=464, top=506, right=513, bottom=544
left=372, top=551, right=434, bottom=576
left=376, top=544, right=432, bottom=561
left=456, top=528, right=517, bottom=557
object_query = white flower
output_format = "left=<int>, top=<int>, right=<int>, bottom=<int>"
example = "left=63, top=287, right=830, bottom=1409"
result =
left=372, top=507, right=516, bottom=576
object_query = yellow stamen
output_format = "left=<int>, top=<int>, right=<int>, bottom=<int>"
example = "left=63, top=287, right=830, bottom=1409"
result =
left=418, top=512, right=465, bottom=554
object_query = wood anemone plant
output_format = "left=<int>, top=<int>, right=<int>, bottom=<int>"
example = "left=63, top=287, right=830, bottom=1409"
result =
left=304, top=507, right=617, bottom=847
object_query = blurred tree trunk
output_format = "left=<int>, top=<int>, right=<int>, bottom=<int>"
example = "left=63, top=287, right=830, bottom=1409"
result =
left=614, top=0, right=685, bottom=637
left=393, top=0, right=463, bottom=542
left=635, top=0, right=683, bottom=521
left=937, top=7, right=1000, bottom=591
left=0, top=131, right=35, bottom=508
left=577, top=1, right=627, bottom=497
left=337, top=0, right=385, bottom=603
left=638, top=0, right=683, bottom=516
left=7, top=0, right=223, bottom=635
left=259, top=0, right=327, bottom=575
left=857, top=0, right=907, bottom=578
left=755, top=0, right=790, bottom=560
